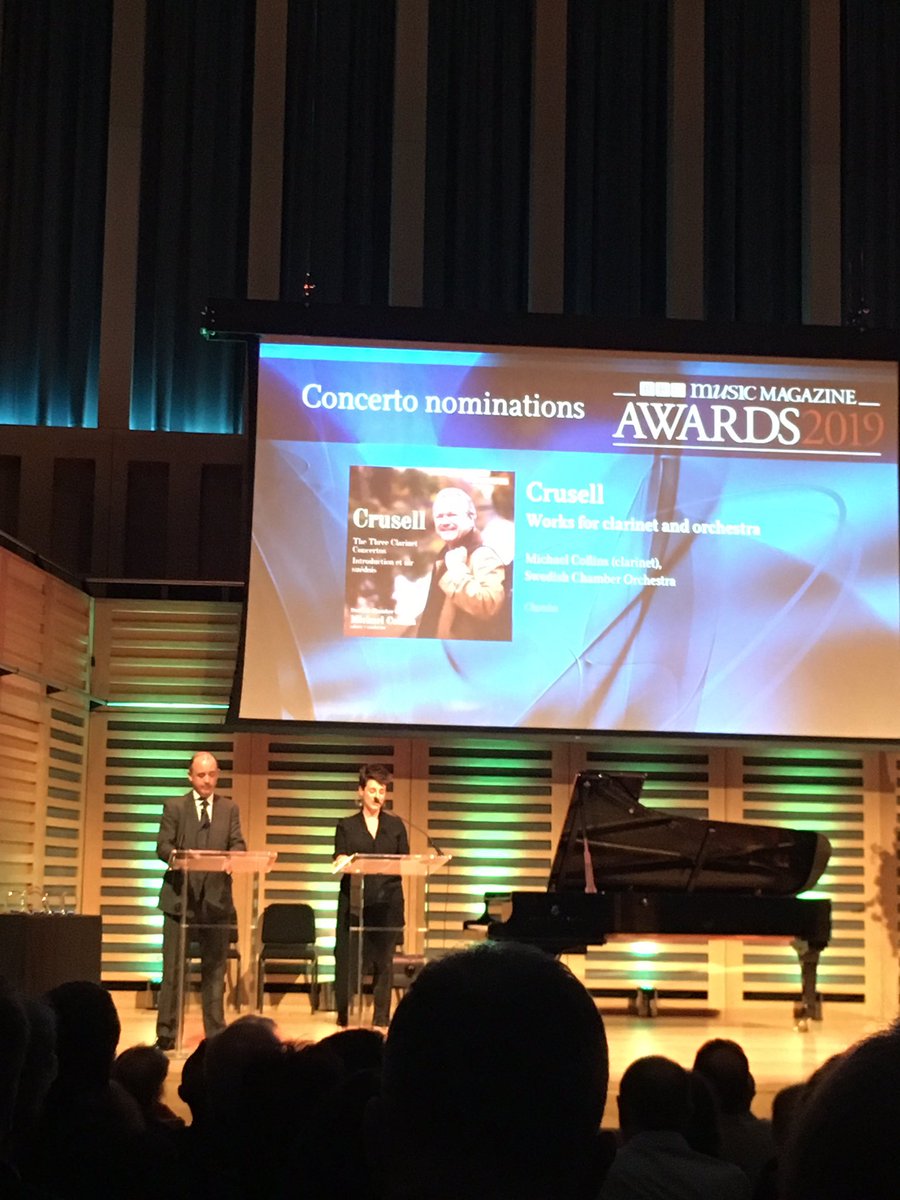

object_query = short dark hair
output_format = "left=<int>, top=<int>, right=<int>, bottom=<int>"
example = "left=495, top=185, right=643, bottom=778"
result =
left=112, top=1044, right=170, bottom=1109
left=46, top=980, right=121, bottom=1088
left=618, top=1056, right=693, bottom=1136
left=693, top=1038, right=754, bottom=1113
left=358, top=763, right=392, bottom=788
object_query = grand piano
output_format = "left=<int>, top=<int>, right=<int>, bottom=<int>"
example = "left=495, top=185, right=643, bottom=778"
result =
left=469, top=770, right=832, bottom=1027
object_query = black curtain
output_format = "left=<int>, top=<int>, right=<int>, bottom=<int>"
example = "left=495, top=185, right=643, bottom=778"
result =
left=564, top=0, right=668, bottom=318
left=704, top=0, right=803, bottom=323
left=281, top=0, right=395, bottom=305
left=0, top=0, right=112, bottom=427
left=842, top=1, right=900, bottom=329
left=423, top=0, right=533, bottom=312
left=131, top=0, right=254, bottom=433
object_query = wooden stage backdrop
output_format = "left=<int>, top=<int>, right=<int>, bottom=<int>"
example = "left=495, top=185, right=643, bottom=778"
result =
left=1, top=545, right=898, bottom=1056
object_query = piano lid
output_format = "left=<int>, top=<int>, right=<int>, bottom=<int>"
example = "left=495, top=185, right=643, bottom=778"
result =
left=548, top=771, right=831, bottom=898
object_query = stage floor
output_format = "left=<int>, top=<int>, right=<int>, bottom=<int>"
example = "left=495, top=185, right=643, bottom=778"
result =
left=113, top=992, right=887, bottom=1128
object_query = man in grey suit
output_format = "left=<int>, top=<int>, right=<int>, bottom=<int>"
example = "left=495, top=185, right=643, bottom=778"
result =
left=154, top=751, right=246, bottom=1049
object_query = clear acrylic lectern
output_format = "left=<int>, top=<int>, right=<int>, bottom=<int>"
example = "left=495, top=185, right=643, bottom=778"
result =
left=170, top=848, right=277, bottom=1052
left=334, top=852, right=451, bottom=1027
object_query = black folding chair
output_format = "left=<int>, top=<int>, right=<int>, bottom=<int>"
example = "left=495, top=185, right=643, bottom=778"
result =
left=256, top=902, right=320, bottom=1011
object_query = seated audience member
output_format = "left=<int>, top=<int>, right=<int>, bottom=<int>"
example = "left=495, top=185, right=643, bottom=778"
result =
left=177, top=1038, right=209, bottom=1130
left=8, top=995, right=57, bottom=1177
left=172, top=1040, right=213, bottom=1198
left=166, top=1018, right=283, bottom=1200
left=752, top=1082, right=805, bottom=1200
left=684, top=1070, right=721, bottom=1158
left=780, top=1022, right=900, bottom=1200
left=113, top=1043, right=183, bottom=1129
left=196, top=1015, right=345, bottom=1200
left=693, top=1038, right=775, bottom=1190
left=28, top=980, right=147, bottom=1198
left=0, top=978, right=30, bottom=1195
left=202, top=1014, right=284, bottom=1128
left=113, top=1043, right=186, bottom=1193
left=262, top=1038, right=348, bottom=1200
left=317, top=1026, right=385, bottom=1077
left=373, top=941, right=614, bottom=1200
left=311, top=1030, right=388, bottom=1198
left=600, top=1055, right=751, bottom=1200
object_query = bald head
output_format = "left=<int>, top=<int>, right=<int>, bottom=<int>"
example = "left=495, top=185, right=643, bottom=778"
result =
left=432, top=488, right=476, bottom=544
left=188, top=751, right=219, bottom=799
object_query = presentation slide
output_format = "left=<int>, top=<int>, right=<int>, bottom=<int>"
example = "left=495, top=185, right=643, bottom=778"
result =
left=238, top=335, right=900, bottom=739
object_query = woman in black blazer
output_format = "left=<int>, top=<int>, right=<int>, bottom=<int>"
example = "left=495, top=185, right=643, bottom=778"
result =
left=333, top=764, right=409, bottom=1029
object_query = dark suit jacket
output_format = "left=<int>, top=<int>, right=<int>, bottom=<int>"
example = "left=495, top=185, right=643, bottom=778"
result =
left=334, top=809, right=409, bottom=924
left=156, top=792, right=246, bottom=919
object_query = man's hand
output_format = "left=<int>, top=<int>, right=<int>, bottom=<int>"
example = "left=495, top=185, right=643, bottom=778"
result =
left=443, top=546, right=468, bottom=573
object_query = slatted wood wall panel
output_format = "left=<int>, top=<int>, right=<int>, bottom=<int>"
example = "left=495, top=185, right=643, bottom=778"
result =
left=85, top=597, right=241, bottom=983
left=413, top=737, right=567, bottom=955
left=43, top=574, right=92, bottom=694
left=0, top=548, right=91, bottom=906
left=0, top=552, right=47, bottom=677
left=91, top=599, right=242, bottom=705
left=733, top=747, right=871, bottom=1009
left=42, top=699, right=89, bottom=907
left=0, top=673, right=45, bottom=900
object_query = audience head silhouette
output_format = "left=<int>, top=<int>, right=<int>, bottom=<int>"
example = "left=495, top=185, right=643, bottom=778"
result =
left=684, top=1069, right=721, bottom=1156
left=112, top=1044, right=171, bottom=1115
left=202, top=1014, right=283, bottom=1128
left=0, top=978, right=29, bottom=1157
left=781, top=1021, right=900, bottom=1200
left=177, top=1037, right=207, bottom=1111
left=376, top=941, right=610, bottom=1200
left=46, top=980, right=121, bottom=1091
left=617, top=1055, right=693, bottom=1138
left=693, top=1037, right=755, bottom=1114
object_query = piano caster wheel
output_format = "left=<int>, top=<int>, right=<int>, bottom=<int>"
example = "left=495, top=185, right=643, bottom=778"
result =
left=793, top=992, right=822, bottom=1031
left=793, top=1000, right=810, bottom=1032
left=631, top=987, right=659, bottom=1019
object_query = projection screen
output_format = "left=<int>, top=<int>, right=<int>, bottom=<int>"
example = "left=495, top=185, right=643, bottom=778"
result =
left=232, top=321, right=900, bottom=741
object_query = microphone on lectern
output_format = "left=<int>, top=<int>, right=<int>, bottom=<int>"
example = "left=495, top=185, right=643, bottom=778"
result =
left=387, top=805, right=446, bottom=857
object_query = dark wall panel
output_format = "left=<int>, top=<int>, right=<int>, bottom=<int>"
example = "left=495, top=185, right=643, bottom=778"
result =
left=199, top=462, right=245, bottom=580
left=50, top=458, right=96, bottom=575
left=0, top=456, right=22, bottom=538
left=124, top=462, right=170, bottom=578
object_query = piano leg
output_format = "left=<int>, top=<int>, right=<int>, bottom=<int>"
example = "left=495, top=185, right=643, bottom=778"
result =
left=792, top=938, right=824, bottom=1030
